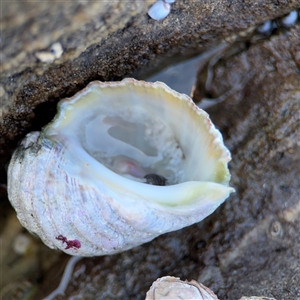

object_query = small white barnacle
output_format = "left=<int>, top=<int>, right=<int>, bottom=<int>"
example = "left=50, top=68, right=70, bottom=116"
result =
left=50, top=42, right=63, bottom=59
left=256, top=20, right=275, bottom=35
left=35, top=42, right=63, bottom=63
left=280, top=10, right=298, bottom=28
left=148, top=0, right=171, bottom=21
left=13, top=233, right=32, bottom=255
left=35, top=51, right=56, bottom=63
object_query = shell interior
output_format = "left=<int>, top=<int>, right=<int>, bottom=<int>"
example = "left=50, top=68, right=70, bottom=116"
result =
left=44, top=79, right=233, bottom=207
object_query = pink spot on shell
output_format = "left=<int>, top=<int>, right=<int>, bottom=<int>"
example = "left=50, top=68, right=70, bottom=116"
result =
left=56, top=235, right=81, bottom=250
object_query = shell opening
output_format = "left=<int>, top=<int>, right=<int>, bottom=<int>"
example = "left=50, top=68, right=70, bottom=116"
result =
left=45, top=79, right=231, bottom=192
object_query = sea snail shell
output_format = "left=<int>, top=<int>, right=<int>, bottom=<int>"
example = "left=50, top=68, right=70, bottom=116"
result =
left=145, top=276, right=219, bottom=300
left=7, top=78, right=234, bottom=256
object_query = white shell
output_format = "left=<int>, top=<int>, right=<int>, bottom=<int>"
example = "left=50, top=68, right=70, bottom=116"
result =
left=148, top=1, right=171, bottom=21
left=7, top=78, right=234, bottom=256
left=145, top=276, right=219, bottom=300
left=50, top=42, right=63, bottom=59
left=281, top=10, right=298, bottom=27
left=256, top=20, right=274, bottom=35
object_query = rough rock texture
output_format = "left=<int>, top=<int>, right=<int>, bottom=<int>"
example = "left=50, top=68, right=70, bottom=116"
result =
left=32, top=19, right=300, bottom=300
left=1, top=0, right=299, bottom=183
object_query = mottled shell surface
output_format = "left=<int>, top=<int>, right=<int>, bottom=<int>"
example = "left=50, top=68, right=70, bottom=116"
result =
left=145, top=276, right=219, bottom=300
left=7, top=78, right=234, bottom=256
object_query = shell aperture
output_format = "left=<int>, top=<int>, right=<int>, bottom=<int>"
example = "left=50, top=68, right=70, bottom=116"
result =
left=7, top=78, right=234, bottom=256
